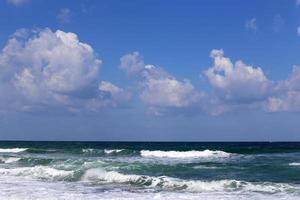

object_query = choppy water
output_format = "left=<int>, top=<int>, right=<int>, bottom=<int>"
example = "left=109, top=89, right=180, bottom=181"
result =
left=1, top=142, right=300, bottom=199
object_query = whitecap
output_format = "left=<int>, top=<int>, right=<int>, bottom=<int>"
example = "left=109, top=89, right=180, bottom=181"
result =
left=81, top=168, right=295, bottom=193
left=289, top=162, right=300, bottom=166
left=0, top=148, right=28, bottom=153
left=140, top=150, right=231, bottom=159
left=82, top=148, right=95, bottom=153
left=3, top=157, right=21, bottom=163
left=0, top=166, right=74, bottom=180
left=104, top=149, right=124, bottom=154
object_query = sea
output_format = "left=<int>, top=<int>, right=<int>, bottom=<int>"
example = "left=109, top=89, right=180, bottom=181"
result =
left=0, top=142, right=300, bottom=199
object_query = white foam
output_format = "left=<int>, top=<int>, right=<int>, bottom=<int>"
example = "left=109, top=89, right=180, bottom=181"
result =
left=192, top=165, right=218, bottom=169
left=0, top=169, right=298, bottom=200
left=140, top=150, right=231, bottom=159
left=0, top=166, right=73, bottom=180
left=0, top=148, right=27, bottom=153
left=81, top=168, right=295, bottom=193
left=289, top=163, right=300, bottom=166
left=3, top=157, right=21, bottom=163
left=82, top=148, right=94, bottom=153
left=1, top=176, right=298, bottom=200
left=104, top=149, right=124, bottom=154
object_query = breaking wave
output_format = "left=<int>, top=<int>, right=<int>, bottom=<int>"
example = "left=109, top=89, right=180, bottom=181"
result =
left=0, top=166, right=74, bottom=180
left=289, top=163, right=300, bottom=166
left=104, top=149, right=124, bottom=154
left=0, top=148, right=28, bottom=153
left=140, top=150, right=231, bottom=159
left=0, top=157, right=21, bottom=163
left=81, top=168, right=295, bottom=193
left=82, top=148, right=136, bottom=156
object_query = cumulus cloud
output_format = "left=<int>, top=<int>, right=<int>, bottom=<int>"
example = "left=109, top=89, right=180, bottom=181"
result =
left=120, top=52, right=204, bottom=114
left=266, top=66, right=300, bottom=112
left=203, top=49, right=300, bottom=114
left=2, top=28, right=300, bottom=115
left=120, top=52, right=145, bottom=75
left=204, top=49, right=273, bottom=104
left=267, top=92, right=300, bottom=112
left=57, top=8, right=71, bottom=24
left=140, top=66, right=202, bottom=108
left=297, top=26, right=300, bottom=36
left=7, top=0, right=29, bottom=6
left=98, top=81, right=130, bottom=104
left=245, top=18, right=257, bottom=32
left=0, top=28, right=128, bottom=112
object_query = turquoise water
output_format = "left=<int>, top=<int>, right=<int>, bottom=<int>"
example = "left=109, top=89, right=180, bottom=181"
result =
left=1, top=142, right=300, bottom=199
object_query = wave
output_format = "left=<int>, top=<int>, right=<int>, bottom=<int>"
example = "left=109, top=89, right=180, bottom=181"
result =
left=82, top=148, right=133, bottom=156
left=104, top=149, right=125, bottom=154
left=0, top=166, right=74, bottom=180
left=192, top=165, right=219, bottom=169
left=289, top=162, right=300, bottom=166
left=0, top=157, right=21, bottom=163
left=81, top=168, right=295, bottom=193
left=0, top=148, right=28, bottom=153
left=26, top=148, right=58, bottom=154
left=140, top=150, right=231, bottom=159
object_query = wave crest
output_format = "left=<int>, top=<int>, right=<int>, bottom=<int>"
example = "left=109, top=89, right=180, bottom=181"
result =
left=81, top=168, right=295, bottom=193
left=0, top=157, right=21, bottom=163
left=0, top=148, right=28, bottom=153
left=289, top=162, right=300, bottom=166
left=140, top=150, right=231, bottom=159
left=0, top=166, right=74, bottom=180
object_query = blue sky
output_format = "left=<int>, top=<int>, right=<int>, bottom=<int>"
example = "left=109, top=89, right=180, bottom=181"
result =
left=1, top=0, right=300, bottom=141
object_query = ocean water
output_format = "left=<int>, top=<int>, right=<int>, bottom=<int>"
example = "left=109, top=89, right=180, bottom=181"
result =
left=0, top=142, right=300, bottom=199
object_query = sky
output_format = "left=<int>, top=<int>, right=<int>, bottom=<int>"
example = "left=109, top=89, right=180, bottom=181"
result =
left=1, top=0, right=300, bottom=141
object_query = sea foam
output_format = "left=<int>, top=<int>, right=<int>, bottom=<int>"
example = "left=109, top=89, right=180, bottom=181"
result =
left=81, top=168, right=294, bottom=193
left=0, top=148, right=28, bottom=153
left=140, top=150, right=231, bottom=159
left=0, top=166, right=74, bottom=180
left=289, top=163, right=300, bottom=166
left=1, top=157, right=21, bottom=163
left=82, top=148, right=125, bottom=155
left=104, top=149, right=124, bottom=154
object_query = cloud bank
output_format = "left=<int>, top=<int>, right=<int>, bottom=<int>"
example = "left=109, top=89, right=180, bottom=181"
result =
left=1, top=28, right=300, bottom=115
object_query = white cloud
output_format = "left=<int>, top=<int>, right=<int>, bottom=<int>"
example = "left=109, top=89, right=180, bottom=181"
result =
left=245, top=18, right=257, bottom=32
left=0, top=28, right=128, bottom=112
left=57, top=8, right=71, bottom=24
left=204, top=49, right=273, bottom=104
left=202, top=51, right=300, bottom=114
left=120, top=52, right=204, bottom=113
left=266, top=66, right=300, bottom=112
left=296, top=0, right=300, bottom=5
left=99, top=81, right=131, bottom=103
left=280, top=66, right=300, bottom=91
left=140, top=68, right=202, bottom=108
left=120, top=52, right=145, bottom=75
left=297, top=26, right=300, bottom=36
left=85, top=81, right=131, bottom=111
left=267, top=92, right=300, bottom=112
left=7, top=0, right=29, bottom=6
left=204, top=51, right=300, bottom=114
